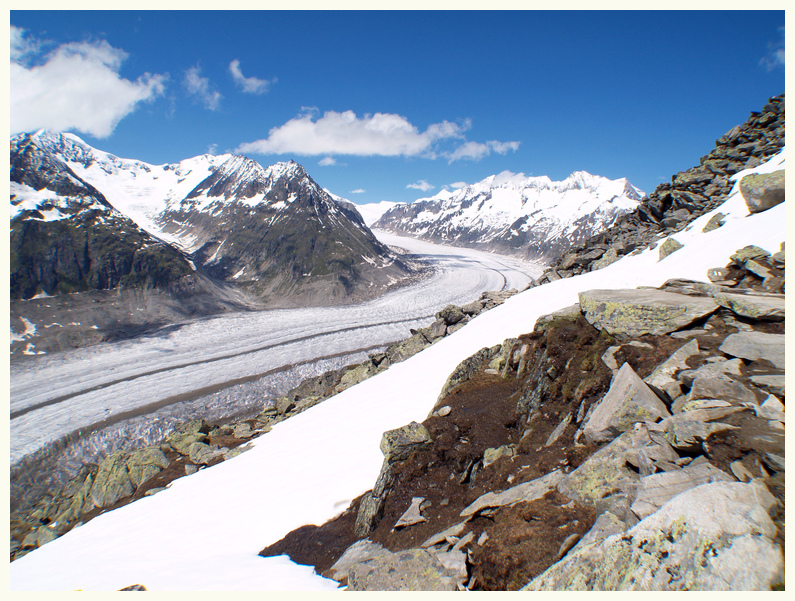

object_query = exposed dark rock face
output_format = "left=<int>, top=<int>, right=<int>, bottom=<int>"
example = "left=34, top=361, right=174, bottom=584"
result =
left=10, top=133, right=196, bottom=300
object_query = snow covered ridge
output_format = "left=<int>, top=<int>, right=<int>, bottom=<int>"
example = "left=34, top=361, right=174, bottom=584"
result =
left=374, top=169, right=645, bottom=261
left=7, top=141, right=785, bottom=590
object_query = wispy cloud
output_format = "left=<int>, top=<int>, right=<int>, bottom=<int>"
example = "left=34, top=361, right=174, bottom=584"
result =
left=10, top=26, right=167, bottom=138
left=444, top=140, right=520, bottom=163
left=449, top=181, right=468, bottom=189
left=760, top=26, right=784, bottom=71
left=319, top=156, right=337, bottom=166
left=184, top=65, right=222, bottom=110
left=236, top=110, right=469, bottom=157
left=407, top=180, right=434, bottom=192
left=229, top=59, right=275, bottom=94
left=349, top=189, right=366, bottom=194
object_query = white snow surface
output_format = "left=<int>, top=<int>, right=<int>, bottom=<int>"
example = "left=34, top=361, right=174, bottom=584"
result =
left=353, top=200, right=400, bottom=226
left=9, top=150, right=786, bottom=591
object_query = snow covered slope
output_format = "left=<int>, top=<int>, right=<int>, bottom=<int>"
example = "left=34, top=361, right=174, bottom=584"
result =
left=8, top=150, right=784, bottom=590
left=375, top=170, right=644, bottom=260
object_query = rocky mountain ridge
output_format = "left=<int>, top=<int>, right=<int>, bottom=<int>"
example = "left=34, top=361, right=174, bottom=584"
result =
left=374, top=169, right=644, bottom=261
left=532, top=93, right=785, bottom=284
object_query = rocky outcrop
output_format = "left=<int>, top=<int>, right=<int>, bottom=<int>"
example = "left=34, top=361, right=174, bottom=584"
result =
left=530, top=93, right=784, bottom=285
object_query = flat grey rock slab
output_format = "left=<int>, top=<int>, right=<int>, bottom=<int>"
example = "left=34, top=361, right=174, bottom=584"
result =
left=630, top=461, right=733, bottom=519
left=579, top=288, right=718, bottom=337
left=460, top=469, right=564, bottom=517
left=347, top=547, right=459, bottom=591
left=557, top=431, right=639, bottom=506
left=713, top=291, right=785, bottom=321
left=582, top=363, right=671, bottom=445
left=393, top=496, right=427, bottom=530
left=719, top=331, right=785, bottom=369
left=328, top=539, right=391, bottom=584
left=644, top=339, right=699, bottom=399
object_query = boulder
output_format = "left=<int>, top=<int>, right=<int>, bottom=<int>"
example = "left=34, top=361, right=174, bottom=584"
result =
left=582, top=363, right=671, bottom=445
left=739, top=170, right=785, bottom=214
left=386, top=333, right=430, bottom=364
left=187, top=442, right=225, bottom=465
left=591, top=248, right=620, bottom=271
left=89, top=450, right=135, bottom=509
left=730, top=245, right=771, bottom=266
left=524, top=481, right=782, bottom=591
left=347, top=548, right=459, bottom=591
left=719, top=331, right=785, bottom=369
left=482, top=444, right=515, bottom=467
left=393, top=496, right=427, bottom=530
left=436, top=305, right=466, bottom=326
left=380, top=422, right=433, bottom=463
left=659, top=238, right=684, bottom=260
left=418, top=319, right=448, bottom=343
left=231, top=422, right=255, bottom=439
left=166, top=430, right=207, bottom=455
left=701, top=212, right=725, bottom=233
left=579, top=288, right=718, bottom=337
left=461, top=299, right=485, bottom=316
left=125, top=447, right=170, bottom=489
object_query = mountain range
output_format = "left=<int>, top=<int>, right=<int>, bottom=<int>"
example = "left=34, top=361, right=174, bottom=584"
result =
left=10, top=132, right=420, bottom=349
left=374, top=171, right=645, bottom=260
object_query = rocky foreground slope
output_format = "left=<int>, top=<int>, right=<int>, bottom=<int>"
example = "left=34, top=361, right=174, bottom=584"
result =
left=262, top=239, right=785, bottom=591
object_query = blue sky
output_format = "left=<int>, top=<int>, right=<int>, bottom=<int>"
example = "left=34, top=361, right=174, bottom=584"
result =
left=10, top=10, right=785, bottom=204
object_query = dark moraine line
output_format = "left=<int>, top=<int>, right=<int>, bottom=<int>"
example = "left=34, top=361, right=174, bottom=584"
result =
left=10, top=314, right=435, bottom=420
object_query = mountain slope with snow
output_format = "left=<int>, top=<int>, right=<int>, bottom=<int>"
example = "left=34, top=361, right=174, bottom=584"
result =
left=374, top=170, right=644, bottom=260
left=10, top=131, right=416, bottom=328
left=8, top=145, right=784, bottom=590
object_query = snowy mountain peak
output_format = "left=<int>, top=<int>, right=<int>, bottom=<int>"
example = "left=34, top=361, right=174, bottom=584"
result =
left=375, top=168, right=645, bottom=261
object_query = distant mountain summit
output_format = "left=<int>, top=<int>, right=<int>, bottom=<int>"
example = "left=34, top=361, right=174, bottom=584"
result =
left=374, top=170, right=644, bottom=260
left=10, top=131, right=416, bottom=351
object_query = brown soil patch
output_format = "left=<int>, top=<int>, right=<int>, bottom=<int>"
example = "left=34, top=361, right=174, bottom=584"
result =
left=468, top=489, right=597, bottom=590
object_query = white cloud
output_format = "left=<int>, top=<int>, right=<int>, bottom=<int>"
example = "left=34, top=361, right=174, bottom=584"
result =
left=10, top=29, right=167, bottom=138
left=184, top=66, right=222, bottom=111
left=229, top=59, right=275, bottom=94
left=760, top=26, right=785, bottom=71
left=449, top=181, right=468, bottom=189
left=349, top=189, right=366, bottom=194
left=319, top=156, right=336, bottom=166
left=207, top=143, right=219, bottom=155
left=236, top=110, right=469, bottom=157
left=445, top=139, right=521, bottom=163
left=407, top=180, right=434, bottom=192
left=10, top=26, right=44, bottom=63
left=492, top=170, right=529, bottom=186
